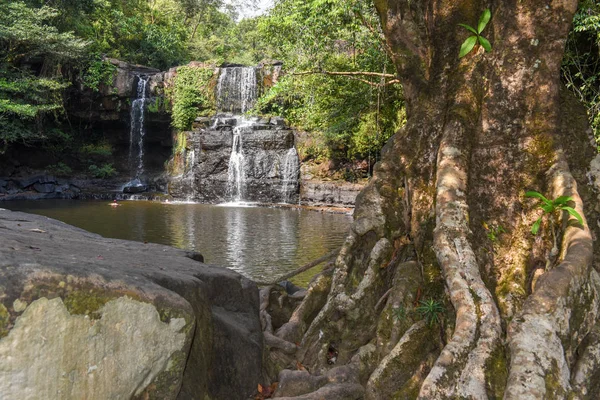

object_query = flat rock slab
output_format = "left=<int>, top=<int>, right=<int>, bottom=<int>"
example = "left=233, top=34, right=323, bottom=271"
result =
left=0, top=208, right=262, bottom=400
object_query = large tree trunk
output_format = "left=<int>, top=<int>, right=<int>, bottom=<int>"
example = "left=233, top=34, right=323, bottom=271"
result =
left=266, top=1, right=600, bottom=398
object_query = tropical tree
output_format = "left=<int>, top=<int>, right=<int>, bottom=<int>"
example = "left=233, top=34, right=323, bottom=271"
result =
left=267, top=1, right=600, bottom=398
left=257, top=0, right=404, bottom=168
left=0, top=0, right=87, bottom=152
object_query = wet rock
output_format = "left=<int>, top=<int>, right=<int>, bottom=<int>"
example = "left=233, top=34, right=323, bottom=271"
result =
left=18, top=174, right=56, bottom=189
left=0, top=209, right=262, bottom=400
left=271, top=116, right=286, bottom=126
left=123, top=184, right=147, bottom=194
left=168, top=118, right=300, bottom=204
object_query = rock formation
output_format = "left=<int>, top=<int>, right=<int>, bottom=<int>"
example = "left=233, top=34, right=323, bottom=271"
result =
left=169, top=115, right=299, bottom=204
left=0, top=209, right=262, bottom=399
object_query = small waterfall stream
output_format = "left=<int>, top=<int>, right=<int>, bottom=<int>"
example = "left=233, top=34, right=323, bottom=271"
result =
left=281, top=147, right=299, bottom=203
left=126, top=76, right=149, bottom=189
left=216, top=67, right=258, bottom=113
left=227, top=118, right=250, bottom=202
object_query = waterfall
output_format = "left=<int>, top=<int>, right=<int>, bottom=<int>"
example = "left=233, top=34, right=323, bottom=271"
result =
left=281, top=147, right=299, bottom=203
left=216, top=67, right=258, bottom=113
left=227, top=118, right=251, bottom=202
left=128, top=76, right=148, bottom=182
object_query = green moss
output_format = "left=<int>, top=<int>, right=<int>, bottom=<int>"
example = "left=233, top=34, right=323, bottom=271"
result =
left=63, top=290, right=117, bottom=319
left=0, top=303, right=9, bottom=338
left=485, top=344, right=508, bottom=399
left=545, top=359, right=567, bottom=399
left=392, top=376, right=422, bottom=399
left=134, top=349, right=190, bottom=400
left=525, top=133, right=556, bottom=173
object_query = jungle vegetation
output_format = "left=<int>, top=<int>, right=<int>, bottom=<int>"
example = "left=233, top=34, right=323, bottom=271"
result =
left=0, top=0, right=598, bottom=175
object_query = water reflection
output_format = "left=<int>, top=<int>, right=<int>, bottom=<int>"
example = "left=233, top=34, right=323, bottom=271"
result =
left=4, top=200, right=352, bottom=285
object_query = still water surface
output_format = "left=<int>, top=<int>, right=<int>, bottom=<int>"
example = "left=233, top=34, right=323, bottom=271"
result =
left=4, top=200, right=352, bottom=285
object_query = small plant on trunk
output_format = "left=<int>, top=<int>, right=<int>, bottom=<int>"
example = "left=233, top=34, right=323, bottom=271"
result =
left=525, top=191, right=583, bottom=235
left=459, top=9, right=493, bottom=58
left=416, top=298, right=445, bottom=327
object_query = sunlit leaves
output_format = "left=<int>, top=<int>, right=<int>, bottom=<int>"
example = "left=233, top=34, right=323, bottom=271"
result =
left=525, top=190, right=584, bottom=234
left=459, top=36, right=478, bottom=58
left=477, top=8, right=491, bottom=34
left=458, top=8, right=492, bottom=58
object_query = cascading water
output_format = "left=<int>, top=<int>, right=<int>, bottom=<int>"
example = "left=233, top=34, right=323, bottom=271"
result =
left=216, top=67, right=258, bottom=113
left=127, top=76, right=148, bottom=188
left=169, top=64, right=300, bottom=204
left=281, top=147, right=299, bottom=203
left=227, top=118, right=250, bottom=202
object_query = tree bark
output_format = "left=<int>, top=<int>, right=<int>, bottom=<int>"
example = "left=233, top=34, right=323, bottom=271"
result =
left=265, top=1, right=600, bottom=398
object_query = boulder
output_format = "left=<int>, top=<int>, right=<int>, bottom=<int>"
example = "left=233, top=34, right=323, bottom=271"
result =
left=0, top=209, right=263, bottom=399
left=300, top=180, right=364, bottom=208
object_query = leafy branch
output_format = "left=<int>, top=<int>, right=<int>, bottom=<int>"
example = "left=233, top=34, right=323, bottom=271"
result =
left=459, top=9, right=492, bottom=58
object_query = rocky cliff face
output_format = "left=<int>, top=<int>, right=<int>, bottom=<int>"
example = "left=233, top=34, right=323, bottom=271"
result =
left=0, top=209, right=263, bottom=399
left=65, top=59, right=172, bottom=180
left=169, top=115, right=299, bottom=204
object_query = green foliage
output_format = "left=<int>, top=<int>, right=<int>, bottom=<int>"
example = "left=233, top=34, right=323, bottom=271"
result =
left=0, top=1, right=88, bottom=63
left=169, top=66, right=215, bottom=131
left=0, top=1, right=86, bottom=151
left=88, top=163, right=116, bottom=179
left=562, top=0, right=600, bottom=150
left=47, top=162, right=72, bottom=176
left=80, top=142, right=113, bottom=158
left=525, top=191, right=584, bottom=235
left=255, top=0, right=405, bottom=167
left=483, top=222, right=506, bottom=242
left=147, top=97, right=164, bottom=114
left=416, top=299, right=445, bottom=327
left=458, top=9, right=492, bottom=58
left=392, top=304, right=408, bottom=322
left=82, top=60, right=116, bottom=92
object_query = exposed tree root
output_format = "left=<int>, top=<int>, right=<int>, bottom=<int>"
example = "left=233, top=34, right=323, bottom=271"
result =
left=366, top=321, right=438, bottom=399
left=571, top=324, right=600, bottom=398
left=506, top=152, right=599, bottom=398
left=420, top=121, right=502, bottom=398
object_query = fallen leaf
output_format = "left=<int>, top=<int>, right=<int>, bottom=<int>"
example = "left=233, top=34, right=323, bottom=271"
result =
left=296, top=361, right=307, bottom=371
left=258, top=384, right=263, bottom=394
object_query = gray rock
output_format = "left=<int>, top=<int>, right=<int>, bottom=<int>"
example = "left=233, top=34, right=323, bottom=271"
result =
left=0, top=209, right=262, bottom=400
left=271, top=117, right=286, bottom=126
left=33, top=183, right=56, bottom=193
left=300, top=180, right=364, bottom=207
left=18, top=175, right=56, bottom=189
left=123, top=184, right=147, bottom=194
left=168, top=120, right=300, bottom=204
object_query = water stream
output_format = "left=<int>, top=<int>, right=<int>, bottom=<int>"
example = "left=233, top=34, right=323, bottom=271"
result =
left=227, top=117, right=250, bottom=202
left=126, top=76, right=149, bottom=187
left=216, top=67, right=258, bottom=113
left=282, top=147, right=300, bottom=203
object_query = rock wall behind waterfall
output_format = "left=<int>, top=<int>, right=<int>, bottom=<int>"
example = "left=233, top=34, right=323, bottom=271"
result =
left=169, top=115, right=299, bottom=204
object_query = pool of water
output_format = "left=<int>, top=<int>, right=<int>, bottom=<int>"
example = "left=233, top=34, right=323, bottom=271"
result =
left=2, top=200, right=352, bottom=286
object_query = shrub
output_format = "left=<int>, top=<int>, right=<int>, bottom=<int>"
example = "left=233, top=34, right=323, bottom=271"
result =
left=88, top=163, right=117, bottom=179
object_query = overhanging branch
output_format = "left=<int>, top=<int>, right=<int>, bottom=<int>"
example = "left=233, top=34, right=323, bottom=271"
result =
left=291, top=70, right=401, bottom=87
